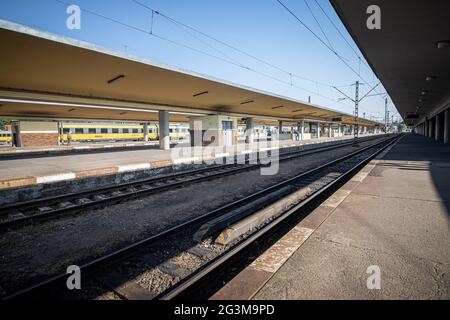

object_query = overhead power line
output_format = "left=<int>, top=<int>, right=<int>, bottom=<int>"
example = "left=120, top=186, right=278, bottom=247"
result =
left=131, top=0, right=334, bottom=88
left=303, top=0, right=334, bottom=51
left=312, top=0, right=372, bottom=72
left=276, top=0, right=365, bottom=81
left=54, top=0, right=352, bottom=107
left=276, top=0, right=389, bottom=105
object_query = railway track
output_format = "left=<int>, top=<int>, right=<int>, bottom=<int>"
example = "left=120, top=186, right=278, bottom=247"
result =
left=0, top=135, right=380, bottom=230
left=1, top=134, right=400, bottom=300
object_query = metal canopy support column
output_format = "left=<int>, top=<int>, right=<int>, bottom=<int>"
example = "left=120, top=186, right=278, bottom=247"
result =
left=245, top=117, right=254, bottom=144
left=435, top=114, right=440, bottom=141
left=299, top=120, right=304, bottom=141
left=444, top=110, right=450, bottom=144
left=429, top=119, right=433, bottom=138
left=143, top=123, right=149, bottom=142
left=159, top=110, right=170, bottom=150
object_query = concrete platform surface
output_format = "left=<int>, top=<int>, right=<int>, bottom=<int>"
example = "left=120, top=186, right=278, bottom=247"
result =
left=0, top=134, right=371, bottom=190
left=250, top=134, right=450, bottom=299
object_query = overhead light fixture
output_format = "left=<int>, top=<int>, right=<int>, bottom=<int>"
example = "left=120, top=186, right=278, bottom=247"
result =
left=120, top=112, right=127, bottom=115
left=240, top=99, right=254, bottom=105
left=193, top=91, right=209, bottom=98
left=421, top=90, right=429, bottom=96
left=107, top=74, right=125, bottom=84
left=272, top=105, right=284, bottom=109
left=425, top=76, right=437, bottom=81
left=292, top=109, right=303, bottom=113
left=436, top=40, right=450, bottom=49
left=68, top=108, right=76, bottom=112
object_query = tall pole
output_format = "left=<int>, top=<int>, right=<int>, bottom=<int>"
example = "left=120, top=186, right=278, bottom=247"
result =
left=354, top=81, right=359, bottom=145
left=387, top=110, right=390, bottom=133
left=384, top=98, right=388, bottom=134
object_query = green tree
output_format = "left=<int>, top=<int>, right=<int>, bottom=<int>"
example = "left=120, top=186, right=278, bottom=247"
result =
left=0, top=119, right=12, bottom=130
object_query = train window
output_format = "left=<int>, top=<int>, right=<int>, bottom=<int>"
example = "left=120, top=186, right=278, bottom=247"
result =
left=132, top=129, right=139, bottom=133
left=63, top=128, right=70, bottom=134
left=123, top=129, right=129, bottom=134
left=88, top=128, right=96, bottom=134
left=101, top=128, right=108, bottom=134
left=75, top=128, right=83, bottom=134
left=169, top=129, right=173, bottom=133
left=112, top=129, right=119, bottom=134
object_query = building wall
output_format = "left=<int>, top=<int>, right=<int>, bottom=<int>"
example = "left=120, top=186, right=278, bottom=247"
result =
left=20, top=133, right=59, bottom=146
left=190, top=115, right=238, bottom=146
left=17, top=121, right=59, bottom=147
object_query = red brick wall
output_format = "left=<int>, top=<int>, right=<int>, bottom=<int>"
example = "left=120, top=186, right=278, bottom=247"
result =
left=20, top=133, right=59, bottom=147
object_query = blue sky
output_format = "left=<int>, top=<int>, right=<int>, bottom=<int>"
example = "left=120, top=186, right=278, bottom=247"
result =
left=0, top=0, right=400, bottom=122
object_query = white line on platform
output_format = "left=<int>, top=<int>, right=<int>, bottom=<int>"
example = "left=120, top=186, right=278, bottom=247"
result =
left=214, top=153, right=230, bottom=158
left=259, top=147, right=279, bottom=152
left=117, top=163, right=151, bottom=172
left=36, top=173, right=76, bottom=184
left=173, top=157, right=199, bottom=164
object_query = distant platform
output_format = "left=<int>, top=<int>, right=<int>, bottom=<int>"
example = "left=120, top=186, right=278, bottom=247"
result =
left=0, top=134, right=371, bottom=190
left=0, top=140, right=163, bottom=158
left=212, top=134, right=450, bottom=300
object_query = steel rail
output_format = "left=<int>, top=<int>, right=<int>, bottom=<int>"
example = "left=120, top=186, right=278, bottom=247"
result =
left=0, top=135, right=381, bottom=229
left=159, top=134, right=402, bottom=299
left=1, top=134, right=397, bottom=300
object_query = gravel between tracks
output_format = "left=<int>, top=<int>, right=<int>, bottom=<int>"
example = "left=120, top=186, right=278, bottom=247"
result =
left=0, top=138, right=385, bottom=295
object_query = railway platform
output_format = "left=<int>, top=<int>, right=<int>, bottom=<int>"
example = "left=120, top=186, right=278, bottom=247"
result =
left=0, top=134, right=374, bottom=191
left=212, top=133, right=450, bottom=300
left=0, top=140, right=161, bottom=157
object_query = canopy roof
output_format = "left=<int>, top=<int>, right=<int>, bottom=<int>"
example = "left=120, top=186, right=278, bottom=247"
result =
left=0, top=19, right=382, bottom=127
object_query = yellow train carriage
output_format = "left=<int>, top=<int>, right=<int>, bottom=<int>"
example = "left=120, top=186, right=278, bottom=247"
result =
left=60, top=123, right=189, bottom=142
left=0, top=131, right=12, bottom=144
